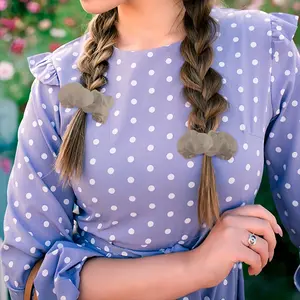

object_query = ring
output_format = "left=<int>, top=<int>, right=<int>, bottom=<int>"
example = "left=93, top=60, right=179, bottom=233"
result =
left=248, top=233, right=257, bottom=247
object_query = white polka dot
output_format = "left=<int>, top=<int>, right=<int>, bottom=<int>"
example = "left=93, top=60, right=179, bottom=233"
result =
left=167, top=211, right=174, bottom=217
left=129, top=196, right=136, bottom=202
left=228, top=177, right=235, bottom=184
left=187, top=161, right=194, bottom=168
left=166, top=153, right=173, bottom=160
left=42, top=269, right=48, bottom=277
left=110, top=148, right=116, bottom=154
left=112, top=128, right=119, bottom=134
left=109, top=235, right=116, bottom=241
left=226, top=196, right=232, bottom=202
left=147, top=145, right=154, bottom=151
left=222, top=116, right=228, bottom=122
left=111, top=205, right=118, bottom=211
left=128, top=228, right=135, bottom=235
left=165, top=229, right=171, bottom=234
left=90, top=158, right=96, bottom=165
left=108, top=188, right=115, bottom=195
left=148, top=221, right=154, bottom=227
left=26, top=193, right=32, bottom=199
left=275, top=147, right=282, bottom=153
left=167, top=133, right=173, bottom=139
left=188, top=182, right=195, bottom=188
left=184, top=218, right=191, bottom=224
left=187, top=200, right=194, bottom=206
left=107, top=168, right=114, bottom=175
left=240, top=124, right=246, bottom=131
left=145, top=238, right=152, bottom=244
left=292, top=201, right=299, bottom=207
left=148, top=185, right=155, bottom=192
left=168, top=193, right=175, bottom=199
left=64, top=257, right=71, bottom=263
left=285, top=183, right=291, bottom=189
left=127, top=177, right=135, bottom=183
left=149, top=203, right=156, bottom=209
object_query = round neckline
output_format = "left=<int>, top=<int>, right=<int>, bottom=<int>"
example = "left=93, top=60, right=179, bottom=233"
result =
left=113, top=38, right=183, bottom=54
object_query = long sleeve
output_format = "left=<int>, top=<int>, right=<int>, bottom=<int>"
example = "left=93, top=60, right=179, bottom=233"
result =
left=0, top=53, right=104, bottom=300
left=264, top=13, right=300, bottom=291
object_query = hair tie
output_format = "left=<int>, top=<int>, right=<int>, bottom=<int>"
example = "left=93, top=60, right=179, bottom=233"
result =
left=177, top=129, right=238, bottom=160
left=57, top=82, right=114, bottom=123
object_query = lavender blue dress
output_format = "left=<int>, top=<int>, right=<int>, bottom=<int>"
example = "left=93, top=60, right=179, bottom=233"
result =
left=1, top=6, right=300, bottom=300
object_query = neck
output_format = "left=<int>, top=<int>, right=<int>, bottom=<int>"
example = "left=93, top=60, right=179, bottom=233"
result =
left=116, top=0, right=186, bottom=50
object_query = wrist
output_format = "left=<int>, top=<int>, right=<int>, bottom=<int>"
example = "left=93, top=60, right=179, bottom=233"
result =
left=185, top=247, right=209, bottom=289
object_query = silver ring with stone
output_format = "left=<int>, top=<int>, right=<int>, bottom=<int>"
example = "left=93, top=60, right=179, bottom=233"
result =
left=248, top=233, right=257, bottom=247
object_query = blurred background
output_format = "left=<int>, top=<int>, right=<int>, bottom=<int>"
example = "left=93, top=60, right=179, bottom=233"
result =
left=0, top=0, right=299, bottom=299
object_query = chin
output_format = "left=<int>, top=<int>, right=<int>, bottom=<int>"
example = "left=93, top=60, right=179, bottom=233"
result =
left=79, top=0, right=126, bottom=14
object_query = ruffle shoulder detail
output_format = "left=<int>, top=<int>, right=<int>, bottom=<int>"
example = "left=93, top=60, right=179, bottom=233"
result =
left=269, top=12, right=299, bottom=42
left=26, top=52, right=59, bottom=86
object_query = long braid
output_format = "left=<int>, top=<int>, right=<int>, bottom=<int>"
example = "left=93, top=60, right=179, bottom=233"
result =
left=180, top=0, right=229, bottom=227
left=54, top=9, right=118, bottom=188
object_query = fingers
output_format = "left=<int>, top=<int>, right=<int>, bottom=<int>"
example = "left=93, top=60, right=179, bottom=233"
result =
left=223, top=215, right=277, bottom=262
left=238, top=241, right=262, bottom=276
left=222, top=204, right=283, bottom=237
left=241, top=230, right=269, bottom=269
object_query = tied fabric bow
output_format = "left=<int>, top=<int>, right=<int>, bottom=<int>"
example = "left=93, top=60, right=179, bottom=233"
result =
left=177, top=130, right=238, bottom=160
left=57, top=82, right=114, bottom=123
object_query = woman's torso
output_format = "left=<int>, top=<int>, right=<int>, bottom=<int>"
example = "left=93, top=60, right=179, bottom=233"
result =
left=55, top=6, right=272, bottom=253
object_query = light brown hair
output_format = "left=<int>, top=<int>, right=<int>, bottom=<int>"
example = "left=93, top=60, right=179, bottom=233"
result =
left=55, top=0, right=229, bottom=228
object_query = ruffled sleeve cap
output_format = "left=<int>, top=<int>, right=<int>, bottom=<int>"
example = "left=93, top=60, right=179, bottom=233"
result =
left=26, top=52, right=59, bottom=86
left=269, top=12, right=299, bottom=42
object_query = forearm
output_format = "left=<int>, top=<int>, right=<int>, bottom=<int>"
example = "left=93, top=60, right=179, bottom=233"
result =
left=79, top=250, right=205, bottom=300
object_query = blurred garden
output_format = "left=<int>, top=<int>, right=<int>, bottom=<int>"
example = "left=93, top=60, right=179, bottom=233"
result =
left=0, top=0, right=299, bottom=299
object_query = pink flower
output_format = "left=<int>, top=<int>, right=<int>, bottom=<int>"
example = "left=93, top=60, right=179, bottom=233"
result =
left=26, top=1, right=41, bottom=13
left=0, top=0, right=7, bottom=11
left=0, top=27, right=7, bottom=39
left=49, top=42, right=62, bottom=52
left=0, top=18, right=17, bottom=31
left=10, top=38, right=26, bottom=55
left=0, top=158, right=12, bottom=174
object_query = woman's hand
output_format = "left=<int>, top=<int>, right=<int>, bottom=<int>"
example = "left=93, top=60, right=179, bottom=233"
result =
left=189, top=204, right=283, bottom=289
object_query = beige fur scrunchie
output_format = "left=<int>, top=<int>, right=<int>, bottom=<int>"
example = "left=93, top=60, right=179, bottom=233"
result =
left=177, top=130, right=238, bottom=160
left=57, top=82, right=114, bottom=123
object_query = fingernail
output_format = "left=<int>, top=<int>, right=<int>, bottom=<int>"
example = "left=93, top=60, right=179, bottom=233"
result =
left=269, top=251, right=274, bottom=262
left=276, top=224, right=283, bottom=237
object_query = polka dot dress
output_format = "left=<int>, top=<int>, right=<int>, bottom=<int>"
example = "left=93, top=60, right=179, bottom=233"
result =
left=1, top=6, right=300, bottom=300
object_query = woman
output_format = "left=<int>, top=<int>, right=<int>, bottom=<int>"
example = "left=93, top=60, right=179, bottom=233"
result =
left=1, top=0, right=299, bottom=299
